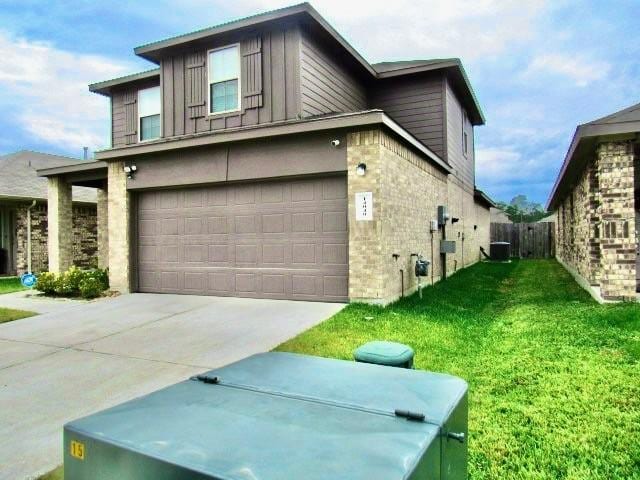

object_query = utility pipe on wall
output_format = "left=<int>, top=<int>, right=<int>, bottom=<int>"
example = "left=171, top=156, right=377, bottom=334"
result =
left=26, top=200, right=36, bottom=273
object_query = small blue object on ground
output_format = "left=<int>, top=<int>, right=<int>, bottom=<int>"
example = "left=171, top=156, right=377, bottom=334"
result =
left=354, top=340, right=415, bottom=368
left=20, top=273, right=37, bottom=289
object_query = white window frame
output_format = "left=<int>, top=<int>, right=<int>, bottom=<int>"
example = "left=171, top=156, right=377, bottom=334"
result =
left=207, top=43, right=242, bottom=117
left=137, top=86, right=161, bottom=143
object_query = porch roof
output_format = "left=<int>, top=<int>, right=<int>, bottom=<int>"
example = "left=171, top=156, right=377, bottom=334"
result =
left=36, top=161, right=108, bottom=189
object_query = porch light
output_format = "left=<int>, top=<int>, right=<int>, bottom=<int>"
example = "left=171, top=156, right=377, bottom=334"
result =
left=355, top=163, right=367, bottom=176
left=123, top=164, right=137, bottom=179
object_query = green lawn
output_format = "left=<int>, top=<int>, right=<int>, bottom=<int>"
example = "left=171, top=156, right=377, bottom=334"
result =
left=37, top=467, right=62, bottom=480
left=0, top=307, right=35, bottom=324
left=277, top=260, right=640, bottom=479
left=35, top=260, right=640, bottom=479
left=0, top=276, right=26, bottom=294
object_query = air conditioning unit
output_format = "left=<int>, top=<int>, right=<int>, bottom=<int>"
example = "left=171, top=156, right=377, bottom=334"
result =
left=490, top=242, right=510, bottom=261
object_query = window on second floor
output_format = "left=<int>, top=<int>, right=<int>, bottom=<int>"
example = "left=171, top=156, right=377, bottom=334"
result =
left=208, top=45, right=241, bottom=115
left=138, top=86, right=161, bottom=141
left=462, top=110, right=468, bottom=156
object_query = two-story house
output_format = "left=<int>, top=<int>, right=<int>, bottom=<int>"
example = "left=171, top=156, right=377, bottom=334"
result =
left=39, top=3, right=494, bottom=304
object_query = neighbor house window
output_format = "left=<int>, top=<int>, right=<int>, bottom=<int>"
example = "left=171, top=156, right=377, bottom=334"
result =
left=138, top=86, right=161, bottom=141
left=208, top=45, right=241, bottom=114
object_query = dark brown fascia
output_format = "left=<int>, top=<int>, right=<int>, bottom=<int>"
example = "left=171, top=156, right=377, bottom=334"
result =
left=91, top=110, right=452, bottom=174
left=474, top=188, right=496, bottom=209
left=546, top=120, right=640, bottom=210
left=133, top=3, right=376, bottom=77
left=128, top=3, right=482, bottom=124
left=89, top=69, right=160, bottom=96
left=37, top=161, right=108, bottom=178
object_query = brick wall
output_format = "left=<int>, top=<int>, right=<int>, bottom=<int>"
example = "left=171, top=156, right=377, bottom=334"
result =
left=556, top=141, right=637, bottom=300
left=347, top=129, right=491, bottom=304
left=16, top=202, right=98, bottom=275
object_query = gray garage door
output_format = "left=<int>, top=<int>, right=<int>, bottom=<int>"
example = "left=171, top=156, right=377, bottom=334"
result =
left=136, top=176, right=348, bottom=302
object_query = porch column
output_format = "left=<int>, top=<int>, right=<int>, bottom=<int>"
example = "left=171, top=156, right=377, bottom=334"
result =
left=107, top=161, right=131, bottom=292
left=47, top=177, right=73, bottom=273
left=596, top=141, right=637, bottom=300
left=96, top=185, right=109, bottom=269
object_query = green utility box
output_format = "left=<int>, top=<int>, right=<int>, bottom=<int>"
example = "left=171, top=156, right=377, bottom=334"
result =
left=64, top=352, right=468, bottom=480
left=354, top=340, right=415, bottom=368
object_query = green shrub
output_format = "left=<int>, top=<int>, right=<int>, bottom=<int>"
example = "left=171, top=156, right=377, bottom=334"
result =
left=36, top=267, right=109, bottom=298
left=35, top=272, right=57, bottom=295
left=79, top=277, right=105, bottom=299
left=86, top=268, right=109, bottom=291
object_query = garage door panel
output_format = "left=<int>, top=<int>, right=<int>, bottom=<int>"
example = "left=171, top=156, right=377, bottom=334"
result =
left=137, top=176, right=347, bottom=301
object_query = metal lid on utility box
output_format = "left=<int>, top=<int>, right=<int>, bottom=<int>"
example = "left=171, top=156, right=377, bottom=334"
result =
left=354, top=340, right=415, bottom=367
left=64, top=353, right=468, bottom=480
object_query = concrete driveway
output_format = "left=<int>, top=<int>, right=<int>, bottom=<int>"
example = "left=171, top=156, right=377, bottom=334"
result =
left=0, top=293, right=344, bottom=480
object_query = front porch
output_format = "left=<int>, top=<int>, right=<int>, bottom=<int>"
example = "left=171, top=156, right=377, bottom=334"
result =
left=38, top=161, right=129, bottom=291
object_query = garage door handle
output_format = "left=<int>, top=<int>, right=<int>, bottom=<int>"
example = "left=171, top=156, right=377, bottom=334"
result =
left=446, top=432, right=465, bottom=443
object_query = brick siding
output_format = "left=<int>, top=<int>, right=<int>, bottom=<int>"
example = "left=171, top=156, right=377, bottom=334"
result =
left=347, top=129, right=491, bottom=304
left=556, top=141, right=637, bottom=300
left=15, top=202, right=97, bottom=275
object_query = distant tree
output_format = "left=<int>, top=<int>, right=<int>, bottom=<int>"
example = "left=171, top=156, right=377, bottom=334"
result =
left=495, top=195, right=549, bottom=223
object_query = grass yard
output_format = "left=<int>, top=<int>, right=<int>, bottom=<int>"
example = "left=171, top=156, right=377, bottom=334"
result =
left=37, top=467, right=62, bottom=480
left=0, top=307, right=35, bottom=324
left=278, top=260, right=640, bottom=479
left=0, top=276, right=26, bottom=294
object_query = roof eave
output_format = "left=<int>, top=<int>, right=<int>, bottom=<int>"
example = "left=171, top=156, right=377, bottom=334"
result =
left=377, top=61, right=484, bottom=126
left=89, top=69, right=160, bottom=96
left=546, top=120, right=640, bottom=210
left=93, top=110, right=452, bottom=173
left=37, top=161, right=109, bottom=178
left=474, top=188, right=496, bottom=208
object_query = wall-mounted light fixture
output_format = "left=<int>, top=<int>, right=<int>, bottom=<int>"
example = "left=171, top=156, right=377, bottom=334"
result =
left=451, top=217, right=460, bottom=224
left=355, top=163, right=367, bottom=176
left=123, top=164, right=137, bottom=179
left=473, top=225, right=478, bottom=230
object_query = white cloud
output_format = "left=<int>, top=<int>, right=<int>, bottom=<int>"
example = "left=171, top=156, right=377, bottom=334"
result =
left=0, top=30, right=135, bottom=153
left=170, top=0, right=548, bottom=62
left=524, top=53, right=610, bottom=87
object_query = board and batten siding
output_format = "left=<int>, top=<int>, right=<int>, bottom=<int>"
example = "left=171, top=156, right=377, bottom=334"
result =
left=111, top=77, right=160, bottom=147
left=160, top=25, right=301, bottom=138
left=299, top=31, right=367, bottom=117
left=370, top=74, right=446, bottom=159
left=445, top=78, right=475, bottom=189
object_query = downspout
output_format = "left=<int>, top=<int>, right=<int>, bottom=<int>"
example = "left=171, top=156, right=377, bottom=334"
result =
left=26, top=200, right=36, bottom=273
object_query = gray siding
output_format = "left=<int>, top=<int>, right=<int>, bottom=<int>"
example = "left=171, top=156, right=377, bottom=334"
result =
left=445, top=78, right=475, bottom=189
left=160, top=25, right=301, bottom=138
left=299, top=31, right=367, bottom=117
left=371, top=74, right=445, bottom=158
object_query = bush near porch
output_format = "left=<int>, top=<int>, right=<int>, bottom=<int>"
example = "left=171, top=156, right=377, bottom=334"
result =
left=36, top=266, right=109, bottom=299
left=277, top=260, right=640, bottom=479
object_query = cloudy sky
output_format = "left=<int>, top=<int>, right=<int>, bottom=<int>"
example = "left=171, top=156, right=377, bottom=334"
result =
left=0, top=0, right=638, bottom=205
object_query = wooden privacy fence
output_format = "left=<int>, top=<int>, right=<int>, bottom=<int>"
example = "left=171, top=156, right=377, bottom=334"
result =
left=490, top=222, right=556, bottom=259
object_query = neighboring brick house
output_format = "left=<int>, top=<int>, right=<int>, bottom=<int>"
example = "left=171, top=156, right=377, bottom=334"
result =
left=547, top=102, right=640, bottom=301
left=39, top=3, right=494, bottom=304
left=0, top=151, right=98, bottom=276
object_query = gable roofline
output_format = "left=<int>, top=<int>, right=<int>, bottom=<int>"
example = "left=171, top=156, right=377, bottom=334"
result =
left=373, top=59, right=485, bottom=125
left=127, top=3, right=483, bottom=122
left=546, top=101, right=640, bottom=210
left=89, top=68, right=160, bottom=96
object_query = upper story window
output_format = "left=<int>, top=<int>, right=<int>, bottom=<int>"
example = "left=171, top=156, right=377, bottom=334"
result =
left=138, top=86, right=161, bottom=141
left=462, top=110, right=468, bottom=156
left=208, top=45, right=241, bottom=115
